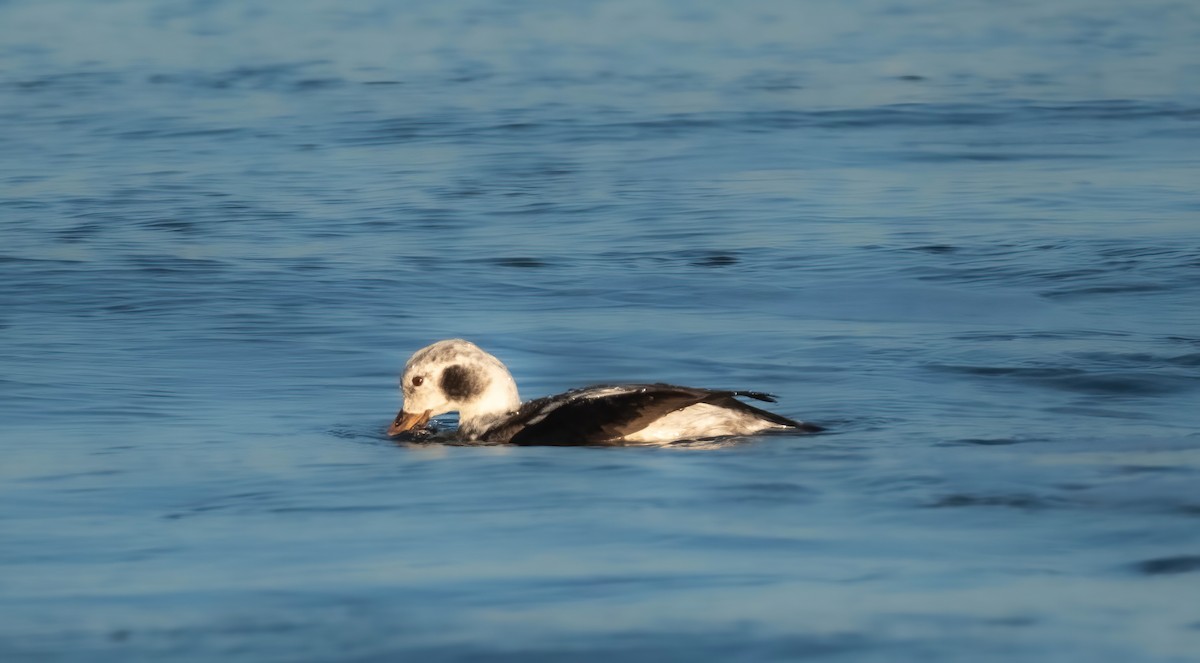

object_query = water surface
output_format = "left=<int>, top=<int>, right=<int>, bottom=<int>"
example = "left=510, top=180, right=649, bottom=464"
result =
left=2, top=0, right=1199, bottom=660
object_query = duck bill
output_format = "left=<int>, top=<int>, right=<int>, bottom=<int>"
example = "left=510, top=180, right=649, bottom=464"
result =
left=388, top=409, right=431, bottom=436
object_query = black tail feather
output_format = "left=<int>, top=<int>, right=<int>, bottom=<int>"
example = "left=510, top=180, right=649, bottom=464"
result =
left=731, top=390, right=778, bottom=403
left=708, top=392, right=823, bottom=433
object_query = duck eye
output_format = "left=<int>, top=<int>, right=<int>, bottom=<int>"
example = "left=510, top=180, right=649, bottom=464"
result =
left=411, top=375, right=425, bottom=387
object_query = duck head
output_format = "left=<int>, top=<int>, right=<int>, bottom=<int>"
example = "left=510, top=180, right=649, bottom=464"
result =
left=388, top=339, right=521, bottom=438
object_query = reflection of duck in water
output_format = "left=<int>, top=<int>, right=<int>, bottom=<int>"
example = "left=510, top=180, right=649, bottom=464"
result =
left=387, top=339, right=823, bottom=446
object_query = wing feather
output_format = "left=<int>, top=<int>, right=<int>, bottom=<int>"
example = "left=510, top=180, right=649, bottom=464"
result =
left=481, top=384, right=817, bottom=445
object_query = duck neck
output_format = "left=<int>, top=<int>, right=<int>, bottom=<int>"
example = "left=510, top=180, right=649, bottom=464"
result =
left=457, top=378, right=521, bottom=440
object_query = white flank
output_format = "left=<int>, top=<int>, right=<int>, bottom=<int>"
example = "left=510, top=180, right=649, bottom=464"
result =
left=620, top=403, right=786, bottom=445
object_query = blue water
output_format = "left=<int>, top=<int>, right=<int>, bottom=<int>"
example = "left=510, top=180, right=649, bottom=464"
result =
left=3, top=0, right=1200, bottom=660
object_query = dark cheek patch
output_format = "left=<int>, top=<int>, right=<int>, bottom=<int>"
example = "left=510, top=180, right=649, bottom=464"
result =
left=441, top=364, right=485, bottom=401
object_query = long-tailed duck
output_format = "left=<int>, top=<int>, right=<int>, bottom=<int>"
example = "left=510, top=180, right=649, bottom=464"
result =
left=386, top=339, right=822, bottom=445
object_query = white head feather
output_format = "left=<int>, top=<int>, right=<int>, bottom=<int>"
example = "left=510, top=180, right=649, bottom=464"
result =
left=392, top=339, right=521, bottom=439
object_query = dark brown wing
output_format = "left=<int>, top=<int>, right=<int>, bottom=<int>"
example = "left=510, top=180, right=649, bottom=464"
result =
left=484, top=384, right=818, bottom=446
left=489, top=385, right=708, bottom=446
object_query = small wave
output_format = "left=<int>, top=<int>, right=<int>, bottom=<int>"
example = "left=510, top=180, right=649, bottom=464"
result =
left=930, top=365, right=1197, bottom=396
left=883, top=240, right=1197, bottom=302
left=145, top=61, right=337, bottom=91
left=935, top=437, right=1046, bottom=447
left=926, top=493, right=1059, bottom=510
left=1042, top=283, right=1172, bottom=299
left=484, top=257, right=551, bottom=269
left=1131, top=555, right=1200, bottom=576
left=332, top=98, right=1200, bottom=147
